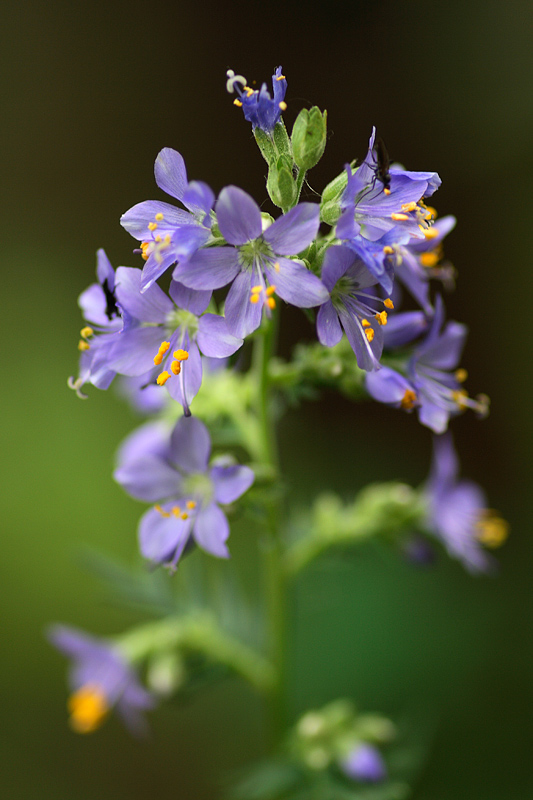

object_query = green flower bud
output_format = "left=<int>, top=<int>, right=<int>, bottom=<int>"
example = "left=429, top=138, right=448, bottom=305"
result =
left=291, top=107, right=327, bottom=171
left=267, top=154, right=297, bottom=210
left=320, top=164, right=354, bottom=225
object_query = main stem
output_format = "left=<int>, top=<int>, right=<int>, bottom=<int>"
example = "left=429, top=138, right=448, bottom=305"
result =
left=252, top=310, right=286, bottom=747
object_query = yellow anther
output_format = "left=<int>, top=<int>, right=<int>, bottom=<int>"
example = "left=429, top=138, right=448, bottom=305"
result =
left=279, top=101, right=287, bottom=111
left=420, top=251, right=439, bottom=268
left=364, top=327, right=375, bottom=342
left=384, top=298, right=394, bottom=309
left=400, top=389, right=417, bottom=410
left=68, top=685, right=109, bottom=734
left=424, top=227, right=439, bottom=240
left=156, top=371, right=171, bottom=386
left=455, top=368, right=468, bottom=383
left=266, top=285, right=276, bottom=296
left=155, top=212, right=164, bottom=221
left=274, top=261, right=281, bottom=272
left=233, top=99, right=243, bottom=107
left=424, top=206, right=437, bottom=220
left=375, top=311, right=388, bottom=326
left=154, top=235, right=162, bottom=243
left=170, top=360, right=181, bottom=375
left=141, top=242, right=150, bottom=260
left=180, top=512, right=189, bottom=520
left=275, top=74, right=286, bottom=81
left=186, top=500, right=197, bottom=510
left=361, top=318, right=371, bottom=327
left=155, top=504, right=171, bottom=518
left=245, top=87, right=254, bottom=97
left=148, top=221, right=158, bottom=231
left=452, top=389, right=469, bottom=407
left=154, top=341, right=170, bottom=365
left=401, top=201, right=417, bottom=212
left=267, top=297, right=276, bottom=309
left=391, top=212, right=410, bottom=221
left=476, top=511, right=509, bottom=548
left=78, top=339, right=90, bottom=351
left=80, top=326, right=94, bottom=339
left=173, top=349, right=189, bottom=361
left=171, top=506, right=182, bottom=517
left=384, top=188, right=391, bottom=195
left=383, top=246, right=394, bottom=255
left=250, top=294, right=260, bottom=304
left=251, top=285, right=263, bottom=294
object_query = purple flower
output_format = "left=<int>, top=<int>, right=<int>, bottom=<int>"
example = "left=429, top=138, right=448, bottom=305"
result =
left=424, top=433, right=508, bottom=572
left=316, top=244, right=394, bottom=371
left=340, top=743, right=387, bottom=783
left=175, top=186, right=328, bottom=338
left=120, top=148, right=215, bottom=291
left=106, top=267, right=242, bottom=415
left=68, top=249, right=123, bottom=399
left=48, top=624, right=154, bottom=735
left=114, top=416, right=254, bottom=569
left=226, top=66, right=287, bottom=133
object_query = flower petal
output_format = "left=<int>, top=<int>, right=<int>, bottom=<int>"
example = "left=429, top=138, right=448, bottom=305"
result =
left=263, top=203, right=320, bottom=255
left=339, top=309, right=383, bottom=372
left=316, top=301, right=343, bottom=346
left=108, top=327, right=164, bottom=376
left=154, top=148, right=188, bottom=201
left=264, top=258, right=329, bottom=307
left=114, top=456, right=180, bottom=502
left=211, top=464, right=254, bottom=504
left=169, top=280, right=212, bottom=315
left=193, top=503, right=230, bottom=558
left=120, top=200, right=192, bottom=241
left=115, top=267, right=173, bottom=322
left=224, top=268, right=263, bottom=338
left=174, top=247, right=241, bottom=290
left=197, top=314, right=243, bottom=358
left=169, top=415, right=211, bottom=474
left=138, top=507, right=191, bottom=564
left=215, top=186, right=262, bottom=245
left=166, top=341, right=203, bottom=409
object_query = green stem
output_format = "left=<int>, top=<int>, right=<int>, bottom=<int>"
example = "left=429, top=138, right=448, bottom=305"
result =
left=294, top=168, right=307, bottom=206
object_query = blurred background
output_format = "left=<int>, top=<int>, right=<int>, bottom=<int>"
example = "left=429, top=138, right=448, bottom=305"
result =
left=1, top=0, right=531, bottom=797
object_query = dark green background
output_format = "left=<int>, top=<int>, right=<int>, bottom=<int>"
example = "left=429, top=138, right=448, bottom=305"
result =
left=1, top=0, right=531, bottom=797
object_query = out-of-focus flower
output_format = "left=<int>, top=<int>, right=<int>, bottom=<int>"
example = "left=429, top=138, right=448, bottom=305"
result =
left=340, top=743, right=387, bottom=783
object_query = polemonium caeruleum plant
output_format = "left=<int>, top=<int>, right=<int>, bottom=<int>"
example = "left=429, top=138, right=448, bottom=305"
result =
left=50, top=66, right=509, bottom=799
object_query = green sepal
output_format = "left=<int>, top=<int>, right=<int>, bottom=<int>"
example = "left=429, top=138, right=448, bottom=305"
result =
left=254, top=128, right=276, bottom=165
left=291, top=107, right=327, bottom=171
left=320, top=163, right=355, bottom=225
left=267, top=154, right=298, bottom=210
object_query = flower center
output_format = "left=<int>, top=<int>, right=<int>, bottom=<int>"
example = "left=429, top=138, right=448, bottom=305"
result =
left=182, top=472, right=214, bottom=505
left=238, top=238, right=274, bottom=271
left=68, top=684, right=109, bottom=734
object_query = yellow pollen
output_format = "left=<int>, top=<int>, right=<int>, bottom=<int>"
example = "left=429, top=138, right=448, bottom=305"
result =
left=180, top=512, right=189, bottom=520
left=384, top=188, right=391, bottom=195
left=400, top=389, right=417, bottom=410
left=267, top=297, right=276, bottom=309
left=233, top=99, right=243, bottom=107
left=78, top=340, right=90, bottom=351
left=251, top=285, right=263, bottom=294
left=266, top=285, right=277, bottom=296
left=364, top=327, right=375, bottom=342
left=148, top=222, right=158, bottom=231
left=156, top=371, right=171, bottom=386
left=155, top=504, right=171, bottom=518
left=361, top=318, right=371, bottom=327
left=250, top=294, right=260, bottom=304
left=245, top=87, right=254, bottom=97
left=186, top=500, right=197, bottom=509
left=384, top=298, right=394, bottom=309
left=171, top=506, right=182, bottom=517
left=170, top=360, right=181, bottom=375
left=273, top=261, right=281, bottom=272
left=141, top=242, right=150, bottom=260
left=424, top=227, right=439, bottom=240
left=383, top=246, right=394, bottom=255
left=153, top=341, right=170, bottom=365
left=420, top=251, right=439, bottom=268
left=391, top=212, right=410, bottom=221
left=452, top=389, right=469, bottom=407
left=80, top=326, right=94, bottom=339
left=455, top=368, right=468, bottom=383
left=68, top=685, right=109, bottom=734
left=275, top=74, right=286, bottom=81
left=279, top=101, right=287, bottom=111
left=155, top=212, right=164, bottom=221
left=375, top=311, right=388, bottom=326
left=424, top=206, right=437, bottom=220
left=173, top=349, right=189, bottom=361
left=401, top=201, right=417, bottom=212
left=476, top=511, right=509, bottom=548
left=154, top=235, right=162, bottom=243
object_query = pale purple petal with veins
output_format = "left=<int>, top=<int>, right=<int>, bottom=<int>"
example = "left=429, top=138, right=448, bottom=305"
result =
left=262, top=203, right=320, bottom=255
left=215, top=186, right=263, bottom=245
left=211, top=464, right=255, bottom=504
left=197, top=314, right=243, bottom=358
left=115, top=267, right=173, bottom=323
left=169, top=415, right=211, bottom=474
left=154, top=148, right=188, bottom=202
left=174, top=247, right=241, bottom=290
left=264, top=257, right=328, bottom=307
left=193, top=503, right=230, bottom=558
left=224, top=267, right=264, bottom=338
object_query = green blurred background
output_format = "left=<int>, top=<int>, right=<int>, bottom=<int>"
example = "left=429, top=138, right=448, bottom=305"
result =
left=1, top=0, right=531, bottom=797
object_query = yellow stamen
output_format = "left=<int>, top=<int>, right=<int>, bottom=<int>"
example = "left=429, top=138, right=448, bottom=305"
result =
left=424, top=227, right=439, bottom=240
left=68, top=685, right=109, bottom=734
left=233, top=99, right=243, bottom=107
left=148, top=221, right=158, bottom=231
left=154, top=235, right=162, bottom=243
left=401, top=201, right=417, bottom=213
left=476, top=511, right=509, bottom=548
left=452, top=389, right=469, bottom=407
left=424, top=206, right=437, bottom=220
left=80, top=326, right=94, bottom=339
left=250, top=285, right=263, bottom=294
left=455, top=368, right=468, bottom=383
left=245, top=87, right=254, bottom=97
left=153, top=341, right=170, bottom=365
left=275, top=74, right=286, bottom=81
left=364, top=327, right=375, bottom=342
left=384, top=188, right=391, bottom=195
left=384, top=298, right=394, bottom=309
left=155, top=504, right=171, bottom=518
left=180, top=512, right=189, bottom=520
left=361, top=318, right=371, bottom=327
left=400, top=389, right=417, bottom=410
left=157, top=371, right=171, bottom=386
left=141, top=242, right=150, bottom=260
left=78, top=340, right=90, bottom=351
left=267, top=297, right=276, bottom=309
left=250, top=294, right=260, bottom=304
left=171, top=506, right=182, bottom=517
left=170, top=360, right=181, bottom=375
left=375, top=311, right=388, bottom=326
left=186, top=500, right=197, bottom=510
left=266, top=285, right=276, bottom=296
left=391, top=212, right=410, bottom=221
left=173, top=349, right=189, bottom=361
left=279, top=101, right=287, bottom=111
left=383, top=246, right=394, bottom=255
left=420, top=251, right=439, bottom=268
left=273, top=261, right=280, bottom=272
left=155, top=212, right=164, bottom=221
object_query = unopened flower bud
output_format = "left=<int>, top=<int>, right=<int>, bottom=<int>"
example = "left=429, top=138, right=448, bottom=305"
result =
left=292, top=107, right=327, bottom=171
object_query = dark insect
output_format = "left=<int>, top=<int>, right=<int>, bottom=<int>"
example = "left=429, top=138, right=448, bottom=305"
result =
left=373, top=137, right=391, bottom=193
left=102, top=278, right=119, bottom=320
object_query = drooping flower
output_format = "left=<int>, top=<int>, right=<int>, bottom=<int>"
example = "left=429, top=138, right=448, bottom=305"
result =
left=226, top=66, right=287, bottom=133
left=174, top=186, right=328, bottom=338
left=114, top=416, right=254, bottom=570
left=106, top=267, right=242, bottom=415
left=424, top=433, right=508, bottom=572
left=316, top=244, right=394, bottom=371
left=340, top=743, right=387, bottom=783
left=120, top=148, right=215, bottom=291
left=48, top=624, right=155, bottom=735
